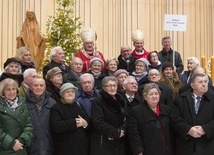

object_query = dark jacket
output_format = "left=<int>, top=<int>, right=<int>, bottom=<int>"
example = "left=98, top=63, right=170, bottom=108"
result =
left=25, top=90, right=56, bottom=155
left=171, top=90, right=214, bottom=155
left=50, top=101, right=90, bottom=155
left=128, top=102, right=175, bottom=155
left=118, top=54, right=137, bottom=74
left=46, top=80, right=61, bottom=103
left=158, top=49, right=184, bottom=74
left=0, top=96, right=33, bottom=155
left=90, top=90, right=127, bottom=155
left=43, top=60, right=70, bottom=79
left=76, top=88, right=99, bottom=118
left=63, top=70, right=81, bottom=88
left=20, top=61, right=35, bottom=73
left=88, top=70, right=106, bottom=90
left=179, top=71, right=191, bottom=85
left=0, top=73, right=23, bottom=87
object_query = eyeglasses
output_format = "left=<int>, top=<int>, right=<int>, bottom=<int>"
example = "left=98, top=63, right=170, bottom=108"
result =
left=104, top=84, right=117, bottom=88
left=126, top=82, right=138, bottom=86
left=149, top=73, right=160, bottom=77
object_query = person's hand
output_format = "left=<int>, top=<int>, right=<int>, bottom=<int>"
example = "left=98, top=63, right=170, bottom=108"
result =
left=13, top=139, right=23, bottom=151
left=195, top=126, right=205, bottom=136
left=188, top=127, right=201, bottom=138
left=75, top=115, right=88, bottom=128
left=120, top=130, right=125, bottom=138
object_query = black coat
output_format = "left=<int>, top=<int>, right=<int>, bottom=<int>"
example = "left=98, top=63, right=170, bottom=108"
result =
left=46, top=80, right=61, bottom=103
left=63, top=70, right=81, bottom=88
left=128, top=102, right=175, bottom=155
left=90, top=90, right=126, bottom=155
left=26, top=90, right=56, bottom=155
left=50, top=101, right=90, bottom=155
left=43, top=60, right=70, bottom=79
left=118, top=54, right=137, bottom=74
left=171, top=90, right=214, bottom=155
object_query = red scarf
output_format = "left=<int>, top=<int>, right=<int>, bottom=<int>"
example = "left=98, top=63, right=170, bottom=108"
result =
left=156, top=104, right=160, bottom=116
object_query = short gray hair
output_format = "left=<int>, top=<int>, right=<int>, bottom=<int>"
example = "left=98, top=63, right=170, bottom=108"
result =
left=49, top=46, right=63, bottom=61
left=187, top=57, right=200, bottom=66
left=123, top=76, right=136, bottom=85
left=0, top=78, right=18, bottom=98
left=102, top=76, right=118, bottom=86
left=143, top=83, right=161, bottom=97
left=80, top=73, right=95, bottom=83
left=23, top=68, right=37, bottom=78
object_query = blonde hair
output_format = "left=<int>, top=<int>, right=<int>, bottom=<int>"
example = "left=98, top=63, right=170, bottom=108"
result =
left=106, top=58, right=118, bottom=66
left=0, top=78, right=18, bottom=98
left=15, top=46, right=29, bottom=62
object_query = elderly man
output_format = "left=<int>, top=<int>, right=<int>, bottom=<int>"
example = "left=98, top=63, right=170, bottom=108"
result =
left=75, top=27, right=106, bottom=73
left=131, top=30, right=149, bottom=59
left=46, top=67, right=63, bottom=103
left=118, top=45, right=137, bottom=74
left=139, top=69, right=174, bottom=107
left=26, top=77, right=56, bottom=155
left=19, top=68, right=39, bottom=96
left=158, top=36, right=184, bottom=74
left=43, top=46, right=70, bottom=78
left=76, top=73, right=99, bottom=118
left=171, top=73, right=214, bottom=155
left=123, top=76, right=143, bottom=108
left=180, top=57, right=200, bottom=85
left=63, top=57, right=83, bottom=88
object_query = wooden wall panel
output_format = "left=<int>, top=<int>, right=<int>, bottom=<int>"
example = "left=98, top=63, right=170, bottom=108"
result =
left=1, top=0, right=214, bottom=72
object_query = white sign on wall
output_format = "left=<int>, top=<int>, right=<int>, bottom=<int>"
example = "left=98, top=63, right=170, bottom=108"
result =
left=164, top=14, right=187, bottom=31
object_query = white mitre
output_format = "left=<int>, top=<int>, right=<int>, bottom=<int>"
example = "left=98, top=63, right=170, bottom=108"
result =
left=80, top=27, right=94, bottom=42
left=131, top=30, right=144, bottom=42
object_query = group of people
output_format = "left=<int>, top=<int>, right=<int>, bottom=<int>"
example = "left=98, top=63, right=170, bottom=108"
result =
left=0, top=27, right=214, bottom=155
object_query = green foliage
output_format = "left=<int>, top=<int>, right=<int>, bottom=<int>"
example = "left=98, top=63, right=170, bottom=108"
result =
left=43, top=0, right=82, bottom=68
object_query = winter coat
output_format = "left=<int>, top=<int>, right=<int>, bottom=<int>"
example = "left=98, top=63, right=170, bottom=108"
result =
left=171, top=90, right=214, bottom=155
left=50, top=100, right=90, bottom=155
left=42, top=60, right=70, bottom=79
left=90, top=90, right=127, bottom=155
left=117, top=54, right=137, bottom=74
left=158, top=49, right=184, bottom=74
left=46, top=80, right=61, bottom=103
left=63, top=70, right=81, bottom=88
left=88, top=70, right=106, bottom=90
left=20, top=61, right=35, bottom=73
left=25, top=90, right=56, bottom=155
left=0, top=96, right=33, bottom=155
left=128, top=102, right=175, bottom=155
left=76, top=88, right=99, bottom=118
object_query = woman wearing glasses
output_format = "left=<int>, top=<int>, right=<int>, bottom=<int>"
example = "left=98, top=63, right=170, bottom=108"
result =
left=90, top=76, right=126, bottom=155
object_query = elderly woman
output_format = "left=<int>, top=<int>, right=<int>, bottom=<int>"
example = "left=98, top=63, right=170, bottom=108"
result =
left=105, top=58, right=118, bottom=76
left=15, top=46, right=35, bottom=72
left=0, top=57, right=23, bottom=86
left=90, top=76, right=126, bottom=155
left=179, top=57, right=200, bottom=85
left=88, top=57, right=106, bottom=90
left=45, top=67, right=63, bottom=103
left=147, top=51, right=162, bottom=72
left=128, top=83, right=175, bottom=155
left=131, top=58, right=150, bottom=86
left=160, top=62, right=183, bottom=98
left=114, top=69, right=129, bottom=95
left=0, top=78, right=33, bottom=155
left=50, top=83, right=90, bottom=155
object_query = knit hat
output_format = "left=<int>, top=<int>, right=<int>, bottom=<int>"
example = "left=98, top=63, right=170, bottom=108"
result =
left=4, top=57, right=20, bottom=69
left=131, top=30, right=144, bottom=42
left=45, top=67, right=62, bottom=80
left=162, top=62, right=174, bottom=72
left=60, top=83, right=78, bottom=97
left=80, top=27, right=94, bottom=42
left=89, top=57, right=104, bottom=69
left=135, top=58, right=150, bottom=69
left=114, top=69, right=129, bottom=77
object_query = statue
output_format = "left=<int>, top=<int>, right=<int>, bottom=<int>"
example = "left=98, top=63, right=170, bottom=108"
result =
left=17, top=9, right=47, bottom=71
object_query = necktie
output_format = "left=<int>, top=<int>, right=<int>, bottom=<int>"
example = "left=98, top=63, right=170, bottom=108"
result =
left=129, top=97, right=133, bottom=102
left=195, top=96, right=201, bottom=114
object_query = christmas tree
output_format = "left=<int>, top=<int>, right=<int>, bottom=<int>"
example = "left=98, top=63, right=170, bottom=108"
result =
left=40, top=0, right=82, bottom=73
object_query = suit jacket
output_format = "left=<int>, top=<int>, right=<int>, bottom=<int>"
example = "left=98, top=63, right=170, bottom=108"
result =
left=43, top=60, right=70, bottom=79
left=171, top=90, right=214, bottom=155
